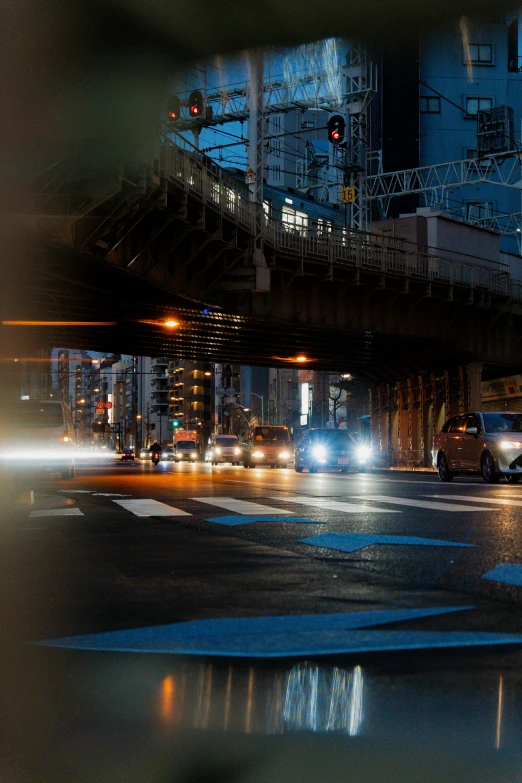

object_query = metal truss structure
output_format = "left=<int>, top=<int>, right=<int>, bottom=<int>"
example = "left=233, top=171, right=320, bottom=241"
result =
left=368, top=151, right=522, bottom=203
left=171, top=51, right=377, bottom=132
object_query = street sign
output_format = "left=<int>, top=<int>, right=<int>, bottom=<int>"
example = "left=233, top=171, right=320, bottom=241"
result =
left=268, top=399, right=275, bottom=425
left=96, top=401, right=112, bottom=409
left=245, top=167, right=256, bottom=184
left=340, top=187, right=355, bottom=204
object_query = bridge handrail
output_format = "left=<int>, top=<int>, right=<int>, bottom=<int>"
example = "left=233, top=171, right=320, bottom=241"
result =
left=157, top=138, right=521, bottom=302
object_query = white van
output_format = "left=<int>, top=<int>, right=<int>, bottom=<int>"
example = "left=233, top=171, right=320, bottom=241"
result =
left=207, top=434, right=241, bottom=465
left=0, top=399, right=76, bottom=478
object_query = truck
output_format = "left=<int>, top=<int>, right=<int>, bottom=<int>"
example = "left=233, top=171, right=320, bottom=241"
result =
left=241, top=425, right=292, bottom=468
left=173, top=429, right=200, bottom=462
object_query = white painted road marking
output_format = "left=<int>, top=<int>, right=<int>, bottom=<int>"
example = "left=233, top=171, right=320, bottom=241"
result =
left=29, top=508, right=84, bottom=517
left=113, top=499, right=191, bottom=517
left=427, top=494, right=522, bottom=508
left=352, top=495, right=490, bottom=512
left=192, top=497, right=292, bottom=515
left=269, top=496, right=399, bottom=514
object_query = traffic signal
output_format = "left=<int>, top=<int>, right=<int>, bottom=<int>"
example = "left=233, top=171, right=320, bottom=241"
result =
left=327, top=114, right=346, bottom=144
left=188, top=90, right=204, bottom=117
left=167, top=95, right=180, bottom=121
left=170, top=418, right=181, bottom=429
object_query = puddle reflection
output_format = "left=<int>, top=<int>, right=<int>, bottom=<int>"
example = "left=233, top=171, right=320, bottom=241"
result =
left=157, top=661, right=364, bottom=736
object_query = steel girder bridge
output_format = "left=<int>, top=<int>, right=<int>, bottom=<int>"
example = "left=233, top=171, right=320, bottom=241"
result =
left=10, top=136, right=522, bottom=383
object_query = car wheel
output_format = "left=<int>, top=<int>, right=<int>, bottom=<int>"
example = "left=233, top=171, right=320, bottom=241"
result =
left=481, top=452, right=500, bottom=484
left=243, top=459, right=250, bottom=468
left=295, top=464, right=304, bottom=473
left=309, top=464, right=318, bottom=474
left=506, top=474, right=521, bottom=484
left=437, top=453, right=454, bottom=482
left=280, top=463, right=288, bottom=469
left=340, top=467, right=349, bottom=474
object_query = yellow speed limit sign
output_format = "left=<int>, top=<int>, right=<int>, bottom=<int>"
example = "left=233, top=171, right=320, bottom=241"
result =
left=340, top=187, right=355, bottom=203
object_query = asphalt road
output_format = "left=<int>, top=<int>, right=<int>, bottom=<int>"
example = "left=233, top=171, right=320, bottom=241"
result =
left=4, top=461, right=522, bottom=781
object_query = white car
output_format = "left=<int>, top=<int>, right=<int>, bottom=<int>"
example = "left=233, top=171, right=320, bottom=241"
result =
left=433, top=411, right=522, bottom=484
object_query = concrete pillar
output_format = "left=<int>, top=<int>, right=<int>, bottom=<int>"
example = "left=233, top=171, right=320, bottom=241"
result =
left=369, top=386, right=381, bottom=455
left=458, top=366, right=466, bottom=413
left=397, top=379, right=409, bottom=459
left=466, top=362, right=483, bottom=411
left=445, top=368, right=461, bottom=418
left=417, top=373, right=429, bottom=466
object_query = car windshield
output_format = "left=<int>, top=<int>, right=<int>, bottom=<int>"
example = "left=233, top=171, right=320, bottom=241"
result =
left=177, top=441, right=196, bottom=448
left=216, top=437, right=238, bottom=446
left=483, top=413, right=522, bottom=433
left=253, top=427, right=289, bottom=442
left=309, top=430, right=355, bottom=445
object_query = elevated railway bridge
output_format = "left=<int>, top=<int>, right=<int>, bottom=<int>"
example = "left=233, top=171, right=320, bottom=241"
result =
left=5, top=136, right=522, bottom=464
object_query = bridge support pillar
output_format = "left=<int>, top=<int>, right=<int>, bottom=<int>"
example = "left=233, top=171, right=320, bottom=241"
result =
left=396, top=379, right=410, bottom=462
left=466, top=362, right=483, bottom=411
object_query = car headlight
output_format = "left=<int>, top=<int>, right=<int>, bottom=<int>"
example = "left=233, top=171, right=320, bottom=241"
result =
left=501, top=441, right=522, bottom=449
left=356, top=445, right=372, bottom=462
left=279, top=451, right=290, bottom=460
left=253, top=450, right=264, bottom=458
left=215, top=447, right=221, bottom=454
left=191, top=452, right=197, bottom=459
left=312, top=446, right=327, bottom=460
left=234, top=447, right=241, bottom=455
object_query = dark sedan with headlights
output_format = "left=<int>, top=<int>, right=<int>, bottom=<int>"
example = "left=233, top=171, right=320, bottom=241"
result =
left=294, top=428, right=371, bottom=473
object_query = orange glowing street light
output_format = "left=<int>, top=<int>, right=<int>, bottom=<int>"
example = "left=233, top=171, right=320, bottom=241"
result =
left=295, top=355, right=309, bottom=363
left=164, top=319, right=179, bottom=328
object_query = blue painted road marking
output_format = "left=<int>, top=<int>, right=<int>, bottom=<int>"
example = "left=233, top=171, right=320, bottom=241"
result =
left=30, top=606, right=522, bottom=657
left=204, top=515, right=326, bottom=527
left=301, top=533, right=477, bottom=554
left=482, top=564, right=522, bottom=587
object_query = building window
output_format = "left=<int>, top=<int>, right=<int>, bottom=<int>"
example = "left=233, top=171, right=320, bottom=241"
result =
left=420, top=96, right=441, bottom=114
left=465, top=96, right=492, bottom=116
left=271, top=165, right=281, bottom=181
left=282, top=205, right=308, bottom=235
left=465, top=43, right=493, bottom=64
left=271, top=116, right=282, bottom=133
left=270, top=138, right=281, bottom=157
left=301, top=121, right=314, bottom=129
left=466, top=202, right=494, bottom=220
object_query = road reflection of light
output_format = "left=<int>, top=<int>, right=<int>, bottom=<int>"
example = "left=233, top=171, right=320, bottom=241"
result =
left=282, top=663, right=364, bottom=735
left=160, top=675, right=175, bottom=723
left=495, top=675, right=503, bottom=750
left=201, top=664, right=213, bottom=728
left=224, top=666, right=233, bottom=731
left=245, top=668, right=255, bottom=733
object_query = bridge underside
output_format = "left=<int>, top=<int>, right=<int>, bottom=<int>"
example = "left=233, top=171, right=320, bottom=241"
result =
left=7, top=144, right=522, bottom=383
left=0, top=235, right=518, bottom=384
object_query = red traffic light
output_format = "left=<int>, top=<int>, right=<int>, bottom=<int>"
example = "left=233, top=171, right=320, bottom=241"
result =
left=167, top=96, right=180, bottom=121
left=188, top=90, right=204, bottom=118
left=327, top=114, right=346, bottom=145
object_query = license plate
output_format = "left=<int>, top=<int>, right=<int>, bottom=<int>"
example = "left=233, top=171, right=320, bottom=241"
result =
left=338, top=458, right=349, bottom=465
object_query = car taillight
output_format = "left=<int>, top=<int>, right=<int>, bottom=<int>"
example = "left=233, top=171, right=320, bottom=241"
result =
left=63, top=432, right=70, bottom=442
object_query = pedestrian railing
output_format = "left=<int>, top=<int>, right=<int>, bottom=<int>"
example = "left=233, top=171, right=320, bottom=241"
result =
left=155, top=137, right=522, bottom=303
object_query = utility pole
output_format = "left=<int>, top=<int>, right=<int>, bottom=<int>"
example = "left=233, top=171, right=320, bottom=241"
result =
left=248, top=49, right=270, bottom=291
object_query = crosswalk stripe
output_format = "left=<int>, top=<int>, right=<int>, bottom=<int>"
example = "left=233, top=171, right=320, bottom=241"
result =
left=192, top=497, right=292, bottom=515
left=113, top=499, right=191, bottom=517
left=352, top=495, right=490, bottom=512
left=268, top=496, right=399, bottom=514
left=427, top=494, right=522, bottom=508
left=29, top=508, right=84, bottom=517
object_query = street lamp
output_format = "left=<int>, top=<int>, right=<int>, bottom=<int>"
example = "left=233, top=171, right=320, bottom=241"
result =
left=236, top=392, right=264, bottom=424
